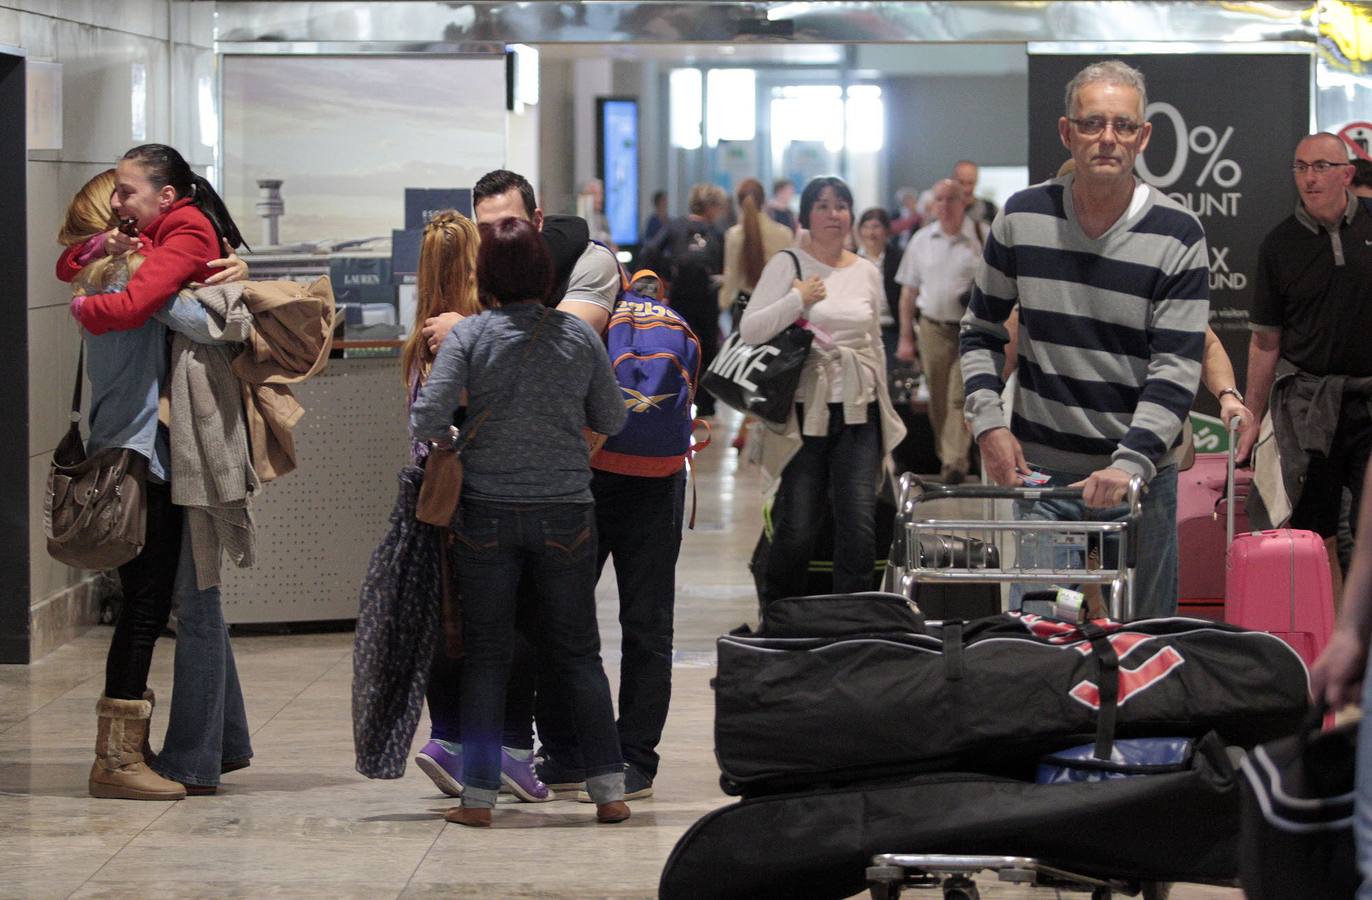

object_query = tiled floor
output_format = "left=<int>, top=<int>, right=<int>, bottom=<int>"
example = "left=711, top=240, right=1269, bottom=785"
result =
left=1, top=410, right=1240, bottom=899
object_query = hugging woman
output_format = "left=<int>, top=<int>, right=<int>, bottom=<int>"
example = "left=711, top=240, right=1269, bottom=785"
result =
left=57, top=144, right=253, bottom=800
left=410, top=217, right=629, bottom=826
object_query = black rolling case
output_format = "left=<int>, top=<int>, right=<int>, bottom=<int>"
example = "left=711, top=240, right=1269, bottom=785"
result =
left=662, top=731, right=1241, bottom=900
left=749, top=497, right=895, bottom=600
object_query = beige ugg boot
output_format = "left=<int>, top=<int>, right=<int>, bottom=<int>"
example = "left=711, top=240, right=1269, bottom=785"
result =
left=88, top=696, right=186, bottom=801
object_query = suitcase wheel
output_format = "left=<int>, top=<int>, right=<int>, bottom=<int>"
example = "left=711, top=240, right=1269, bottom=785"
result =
left=865, top=865, right=904, bottom=900
left=942, top=875, right=979, bottom=900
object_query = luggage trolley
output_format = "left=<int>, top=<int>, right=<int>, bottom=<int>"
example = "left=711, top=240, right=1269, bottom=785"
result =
left=874, top=473, right=1157, bottom=900
left=865, top=853, right=1165, bottom=900
left=883, top=472, right=1145, bottom=622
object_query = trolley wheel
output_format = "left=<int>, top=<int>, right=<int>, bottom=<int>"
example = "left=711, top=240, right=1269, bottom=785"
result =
left=1090, top=888, right=1112, bottom=900
left=866, top=865, right=904, bottom=900
left=942, top=874, right=979, bottom=900
left=1140, top=881, right=1172, bottom=900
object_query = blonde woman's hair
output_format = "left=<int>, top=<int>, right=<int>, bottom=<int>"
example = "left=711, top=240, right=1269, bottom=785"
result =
left=59, top=169, right=118, bottom=246
left=688, top=182, right=728, bottom=216
left=735, top=178, right=766, bottom=289
left=61, top=168, right=143, bottom=294
left=402, top=210, right=484, bottom=387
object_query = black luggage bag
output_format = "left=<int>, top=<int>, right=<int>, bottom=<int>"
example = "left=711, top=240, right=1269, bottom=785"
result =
left=663, top=731, right=1241, bottom=900
left=715, top=595, right=1310, bottom=796
left=749, top=497, right=895, bottom=600
left=1238, top=706, right=1360, bottom=899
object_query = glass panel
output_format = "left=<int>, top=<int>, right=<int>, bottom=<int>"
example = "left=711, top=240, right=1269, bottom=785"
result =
left=706, top=68, right=756, bottom=146
left=670, top=67, right=703, bottom=150
left=770, top=85, right=843, bottom=191
left=844, top=88, right=884, bottom=153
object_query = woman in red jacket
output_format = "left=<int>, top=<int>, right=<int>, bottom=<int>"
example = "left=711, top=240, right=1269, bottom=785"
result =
left=70, top=144, right=245, bottom=333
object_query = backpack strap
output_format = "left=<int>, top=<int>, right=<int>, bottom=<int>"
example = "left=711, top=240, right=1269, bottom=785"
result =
left=682, top=417, right=713, bottom=530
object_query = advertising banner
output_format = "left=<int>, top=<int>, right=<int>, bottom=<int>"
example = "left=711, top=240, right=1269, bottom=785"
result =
left=1027, top=52, right=1311, bottom=445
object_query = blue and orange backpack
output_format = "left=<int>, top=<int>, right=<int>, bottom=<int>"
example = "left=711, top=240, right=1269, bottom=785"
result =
left=591, top=264, right=710, bottom=481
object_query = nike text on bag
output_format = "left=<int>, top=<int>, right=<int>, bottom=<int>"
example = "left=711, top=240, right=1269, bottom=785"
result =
left=702, top=250, right=813, bottom=425
left=593, top=265, right=704, bottom=477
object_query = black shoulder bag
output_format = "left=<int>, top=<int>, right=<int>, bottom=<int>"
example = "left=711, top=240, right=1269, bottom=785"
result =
left=702, top=250, right=814, bottom=425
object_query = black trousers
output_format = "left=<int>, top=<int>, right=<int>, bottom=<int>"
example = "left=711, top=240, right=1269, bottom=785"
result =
left=1291, top=398, right=1372, bottom=540
left=104, top=480, right=182, bottom=700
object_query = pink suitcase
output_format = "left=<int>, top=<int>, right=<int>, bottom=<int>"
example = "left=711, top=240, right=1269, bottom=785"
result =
left=1225, top=528, right=1334, bottom=668
left=1189, top=416, right=1333, bottom=668
left=1177, top=450, right=1252, bottom=618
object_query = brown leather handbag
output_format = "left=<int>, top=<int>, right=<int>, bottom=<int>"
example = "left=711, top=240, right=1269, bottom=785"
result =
left=415, top=430, right=469, bottom=527
left=415, top=307, right=549, bottom=527
left=44, top=345, right=148, bottom=569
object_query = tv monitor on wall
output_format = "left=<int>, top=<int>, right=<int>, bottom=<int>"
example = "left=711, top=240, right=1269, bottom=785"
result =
left=597, top=97, right=640, bottom=247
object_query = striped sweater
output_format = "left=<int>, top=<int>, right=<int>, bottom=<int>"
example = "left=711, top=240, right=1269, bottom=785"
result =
left=959, top=175, right=1209, bottom=482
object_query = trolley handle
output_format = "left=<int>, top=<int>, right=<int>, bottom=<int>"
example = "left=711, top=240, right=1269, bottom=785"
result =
left=907, top=475, right=1084, bottom=504
left=1224, top=414, right=1242, bottom=546
left=900, top=472, right=1146, bottom=571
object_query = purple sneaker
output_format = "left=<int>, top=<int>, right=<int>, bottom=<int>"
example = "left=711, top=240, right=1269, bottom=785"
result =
left=415, top=741, right=463, bottom=798
left=499, top=748, right=552, bottom=803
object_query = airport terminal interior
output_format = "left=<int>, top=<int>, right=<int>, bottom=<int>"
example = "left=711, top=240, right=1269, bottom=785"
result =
left=4, top=2, right=1372, bottom=898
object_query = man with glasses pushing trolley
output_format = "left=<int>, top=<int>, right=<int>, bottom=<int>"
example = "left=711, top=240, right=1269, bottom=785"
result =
left=959, top=59, right=1211, bottom=620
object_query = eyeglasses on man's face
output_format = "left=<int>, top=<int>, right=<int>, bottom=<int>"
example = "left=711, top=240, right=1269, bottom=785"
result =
left=1068, top=116, right=1143, bottom=138
left=1291, top=161, right=1350, bottom=175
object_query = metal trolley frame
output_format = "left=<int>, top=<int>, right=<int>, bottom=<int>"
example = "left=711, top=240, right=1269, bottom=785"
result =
left=865, top=853, right=1171, bottom=900
left=882, top=472, right=1146, bottom=622
left=872, top=474, right=1167, bottom=900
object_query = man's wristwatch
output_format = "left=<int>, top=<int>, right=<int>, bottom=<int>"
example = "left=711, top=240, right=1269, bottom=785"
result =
left=1217, top=386, right=1244, bottom=404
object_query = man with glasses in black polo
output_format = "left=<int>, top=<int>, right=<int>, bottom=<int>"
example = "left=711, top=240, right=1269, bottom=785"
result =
left=960, top=59, right=1209, bottom=619
left=1241, top=133, right=1372, bottom=565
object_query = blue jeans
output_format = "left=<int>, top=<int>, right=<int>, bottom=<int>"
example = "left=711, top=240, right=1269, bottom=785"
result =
left=150, top=523, right=252, bottom=788
left=536, top=470, right=686, bottom=779
left=452, top=499, right=622, bottom=805
left=426, top=614, right=538, bottom=749
left=1009, top=465, right=1179, bottom=621
left=763, top=403, right=882, bottom=605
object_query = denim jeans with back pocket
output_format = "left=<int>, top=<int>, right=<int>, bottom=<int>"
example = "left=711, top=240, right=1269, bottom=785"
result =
left=451, top=499, right=622, bottom=806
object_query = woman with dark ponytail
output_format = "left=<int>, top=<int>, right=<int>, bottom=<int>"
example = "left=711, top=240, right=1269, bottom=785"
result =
left=719, top=177, right=795, bottom=322
left=71, top=143, right=247, bottom=334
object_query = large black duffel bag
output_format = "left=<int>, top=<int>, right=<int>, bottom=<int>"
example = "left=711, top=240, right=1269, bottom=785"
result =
left=716, top=599, right=1310, bottom=795
left=663, top=731, right=1241, bottom=900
